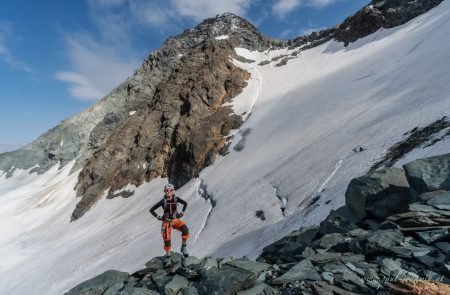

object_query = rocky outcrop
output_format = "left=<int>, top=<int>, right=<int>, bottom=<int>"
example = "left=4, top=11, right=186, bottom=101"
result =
left=345, top=168, right=411, bottom=220
left=370, top=116, right=450, bottom=172
left=66, top=153, right=450, bottom=294
left=65, top=13, right=283, bottom=220
left=335, top=0, right=445, bottom=45
left=71, top=39, right=250, bottom=220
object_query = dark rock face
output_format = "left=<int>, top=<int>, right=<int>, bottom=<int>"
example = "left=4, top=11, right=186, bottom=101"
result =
left=335, top=0, right=445, bottom=45
left=72, top=39, right=250, bottom=220
left=345, top=168, right=411, bottom=220
left=404, top=153, right=450, bottom=194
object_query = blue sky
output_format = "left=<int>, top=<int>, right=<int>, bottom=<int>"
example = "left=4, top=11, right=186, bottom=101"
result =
left=0, top=0, right=369, bottom=153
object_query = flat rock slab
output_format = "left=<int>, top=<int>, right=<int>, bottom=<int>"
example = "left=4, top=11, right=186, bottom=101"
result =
left=379, top=257, right=419, bottom=280
left=271, top=259, right=320, bottom=284
left=391, top=245, right=431, bottom=257
left=427, top=192, right=450, bottom=210
left=409, top=203, right=450, bottom=217
left=319, top=233, right=348, bottom=249
left=365, top=229, right=405, bottom=254
left=419, top=190, right=447, bottom=202
left=226, top=258, right=271, bottom=275
left=416, top=228, right=448, bottom=244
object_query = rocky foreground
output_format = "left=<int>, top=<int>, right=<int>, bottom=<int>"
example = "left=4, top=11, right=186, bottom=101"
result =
left=65, top=153, right=450, bottom=295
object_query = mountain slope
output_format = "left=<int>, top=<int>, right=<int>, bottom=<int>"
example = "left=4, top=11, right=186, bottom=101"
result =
left=0, top=0, right=449, bottom=294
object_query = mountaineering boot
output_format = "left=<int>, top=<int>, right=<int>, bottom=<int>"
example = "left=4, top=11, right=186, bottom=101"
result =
left=181, top=245, right=188, bottom=257
left=163, top=253, right=172, bottom=267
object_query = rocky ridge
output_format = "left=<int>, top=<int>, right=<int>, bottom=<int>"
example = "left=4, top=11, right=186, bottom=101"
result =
left=66, top=153, right=450, bottom=294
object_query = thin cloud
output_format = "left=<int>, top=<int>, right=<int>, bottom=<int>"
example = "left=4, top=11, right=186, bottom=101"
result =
left=279, top=28, right=294, bottom=38
left=55, top=35, right=139, bottom=101
left=273, top=0, right=303, bottom=18
left=308, top=0, right=342, bottom=8
left=56, top=1, right=143, bottom=101
left=272, top=0, right=344, bottom=18
left=301, top=26, right=326, bottom=35
left=170, top=0, right=253, bottom=21
left=0, top=22, right=33, bottom=73
left=88, top=0, right=126, bottom=8
left=57, top=0, right=259, bottom=101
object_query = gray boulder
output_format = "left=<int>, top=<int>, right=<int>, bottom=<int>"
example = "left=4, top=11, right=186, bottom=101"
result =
left=271, top=259, right=320, bottom=284
left=165, top=275, right=189, bottom=295
left=197, top=265, right=257, bottom=295
left=64, top=270, right=130, bottom=295
left=145, top=257, right=164, bottom=270
left=318, top=233, right=349, bottom=250
left=258, top=226, right=319, bottom=264
left=151, top=269, right=172, bottom=294
left=345, top=168, right=411, bottom=220
left=403, top=154, right=450, bottom=194
left=183, top=256, right=201, bottom=268
left=198, top=257, right=218, bottom=270
left=319, top=206, right=359, bottom=235
left=175, top=267, right=200, bottom=280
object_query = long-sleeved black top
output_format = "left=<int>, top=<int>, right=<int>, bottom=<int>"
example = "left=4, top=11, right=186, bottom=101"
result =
left=149, top=195, right=187, bottom=219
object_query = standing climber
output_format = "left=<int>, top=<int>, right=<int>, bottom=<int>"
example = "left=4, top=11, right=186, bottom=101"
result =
left=149, top=183, right=190, bottom=263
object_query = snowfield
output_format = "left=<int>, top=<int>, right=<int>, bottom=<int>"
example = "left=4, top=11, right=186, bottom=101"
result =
left=1, top=1, right=450, bottom=294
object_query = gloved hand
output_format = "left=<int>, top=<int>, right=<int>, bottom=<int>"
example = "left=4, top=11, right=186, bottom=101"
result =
left=176, top=212, right=184, bottom=218
left=157, top=216, right=164, bottom=221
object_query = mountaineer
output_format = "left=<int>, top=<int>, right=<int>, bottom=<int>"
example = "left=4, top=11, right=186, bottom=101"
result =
left=149, top=183, right=190, bottom=264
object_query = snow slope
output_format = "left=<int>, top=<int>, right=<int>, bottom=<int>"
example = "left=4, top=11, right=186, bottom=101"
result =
left=1, top=1, right=450, bottom=294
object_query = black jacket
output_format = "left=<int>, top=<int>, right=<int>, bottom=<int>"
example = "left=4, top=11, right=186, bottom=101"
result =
left=149, top=195, right=187, bottom=219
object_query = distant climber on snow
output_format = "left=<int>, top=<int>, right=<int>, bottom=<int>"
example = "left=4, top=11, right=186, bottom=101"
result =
left=149, top=183, right=190, bottom=264
left=353, top=145, right=366, bottom=153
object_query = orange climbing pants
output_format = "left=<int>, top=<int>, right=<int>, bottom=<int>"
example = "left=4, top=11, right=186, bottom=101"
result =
left=161, top=218, right=190, bottom=253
